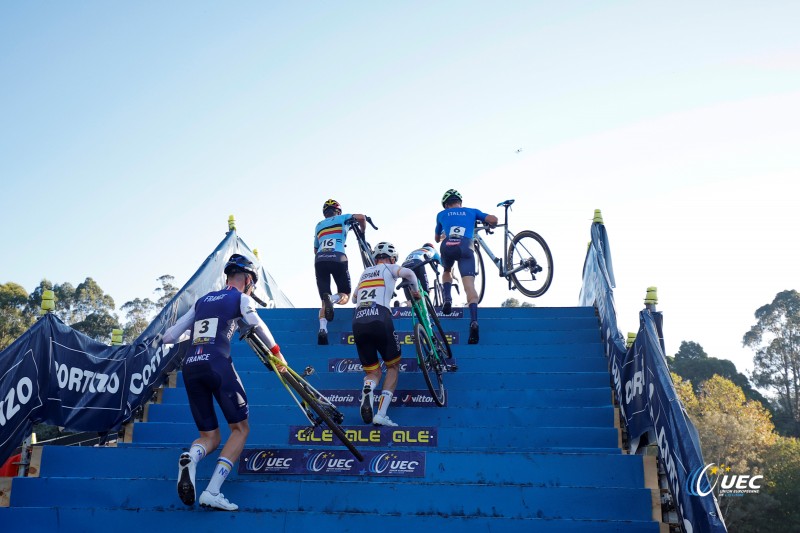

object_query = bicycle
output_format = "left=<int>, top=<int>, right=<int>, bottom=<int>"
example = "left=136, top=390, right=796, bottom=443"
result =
left=345, top=215, right=378, bottom=269
left=472, top=199, right=553, bottom=304
left=397, top=258, right=453, bottom=407
left=239, top=326, right=364, bottom=461
left=428, top=262, right=459, bottom=309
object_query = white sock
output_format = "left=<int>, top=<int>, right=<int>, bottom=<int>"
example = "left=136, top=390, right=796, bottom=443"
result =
left=206, top=456, right=233, bottom=495
left=189, top=443, right=206, bottom=464
left=319, top=318, right=328, bottom=331
left=377, top=390, right=393, bottom=417
left=363, top=379, right=375, bottom=392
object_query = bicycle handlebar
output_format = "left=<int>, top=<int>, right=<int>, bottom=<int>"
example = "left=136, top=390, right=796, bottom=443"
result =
left=346, top=215, right=378, bottom=231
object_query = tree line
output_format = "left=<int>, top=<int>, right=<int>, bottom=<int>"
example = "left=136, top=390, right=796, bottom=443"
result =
left=667, top=289, right=800, bottom=531
left=0, top=275, right=178, bottom=349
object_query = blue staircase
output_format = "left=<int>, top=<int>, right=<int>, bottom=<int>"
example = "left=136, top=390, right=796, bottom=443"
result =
left=0, top=306, right=664, bottom=532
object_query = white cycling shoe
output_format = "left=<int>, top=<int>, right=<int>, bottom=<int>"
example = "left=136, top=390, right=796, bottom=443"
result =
left=199, top=490, right=239, bottom=511
left=177, top=452, right=196, bottom=506
left=373, top=413, right=398, bottom=427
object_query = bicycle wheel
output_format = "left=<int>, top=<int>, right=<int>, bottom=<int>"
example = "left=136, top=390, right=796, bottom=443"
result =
left=473, top=240, right=486, bottom=304
left=507, top=230, right=553, bottom=298
left=412, top=322, right=446, bottom=406
left=283, top=372, right=364, bottom=461
left=425, top=295, right=452, bottom=361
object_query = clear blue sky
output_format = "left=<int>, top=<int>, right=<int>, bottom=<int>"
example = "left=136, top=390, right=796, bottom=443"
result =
left=2, top=2, right=799, bottom=377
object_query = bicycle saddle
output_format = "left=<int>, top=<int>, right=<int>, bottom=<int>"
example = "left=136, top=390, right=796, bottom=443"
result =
left=497, top=199, right=515, bottom=207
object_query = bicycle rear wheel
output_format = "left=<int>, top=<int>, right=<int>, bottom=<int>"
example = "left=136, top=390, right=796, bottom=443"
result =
left=283, top=372, right=364, bottom=461
left=412, top=322, right=446, bottom=406
left=431, top=279, right=443, bottom=308
left=507, top=230, right=553, bottom=298
left=473, top=240, right=486, bottom=304
left=425, top=295, right=452, bottom=361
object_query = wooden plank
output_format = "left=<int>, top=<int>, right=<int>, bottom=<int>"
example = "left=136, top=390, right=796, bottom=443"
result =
left=27, top=446, right=42, bottom=478
left=651, top=488, right=662, bottom=522
left=0, top=477, right=11, bottom=507
left=643, top=455, right=658, bottom=490
left=122, top=423, right=134, bottom=443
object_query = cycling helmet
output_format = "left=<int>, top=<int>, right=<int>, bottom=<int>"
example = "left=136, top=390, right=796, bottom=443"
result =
left=373, top=242, right=398, bottom=262
left=224, top=254, right=259, bottom=284
left=441, top=189, right=462, bottom=207
left=322, top=199, right=341, bottom=215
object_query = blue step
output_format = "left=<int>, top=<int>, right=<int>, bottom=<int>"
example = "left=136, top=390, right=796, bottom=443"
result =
left=36, top=446, right=646, bottom=487
left=8, top=477, right=656, bottom=521
left=0, top=507, right=662, bottom=532
left=157, top=386, right=612, bottom=408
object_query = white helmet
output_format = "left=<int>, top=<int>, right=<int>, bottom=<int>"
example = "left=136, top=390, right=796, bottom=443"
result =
left=372, top=242, right=398, bottom=261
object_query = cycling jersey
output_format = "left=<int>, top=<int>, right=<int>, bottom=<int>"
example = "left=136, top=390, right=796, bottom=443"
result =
left=314, top=213, right=354, bottom=258
left=435, top=207, right=490, bottom=240
left=353, top=263, right=415, bottom=309
left=403, top=247, right=441, bottom=265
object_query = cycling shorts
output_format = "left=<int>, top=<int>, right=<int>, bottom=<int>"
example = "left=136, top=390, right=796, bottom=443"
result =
left=315, top=255, right=351, bottom=298
left=440, top=238, right=476, bottom=277
left=352, top=304, right=401, bottom=371
left=183, top=356, right=249, bottom=432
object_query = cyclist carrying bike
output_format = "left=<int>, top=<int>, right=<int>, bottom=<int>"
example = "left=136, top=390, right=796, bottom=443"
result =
left=401, top=243, right=440, bottom=296
left=435, top=189, right=498, bottom=344
left=160, top=254, right=288, bottom=511
left=314, top=198, right=366, bottom=345
left=352, top=241, right=420, bottom=427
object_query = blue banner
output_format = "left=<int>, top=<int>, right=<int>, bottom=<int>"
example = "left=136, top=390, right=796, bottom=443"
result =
left=580, top=221, right=726, bottom=533
left=239, top=448, right=426, bottom=477
left=0, top=230, right=293, bottom=464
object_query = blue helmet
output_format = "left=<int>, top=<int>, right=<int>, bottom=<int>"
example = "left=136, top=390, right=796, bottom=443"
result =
left=224, top=254, right=258, bottom=284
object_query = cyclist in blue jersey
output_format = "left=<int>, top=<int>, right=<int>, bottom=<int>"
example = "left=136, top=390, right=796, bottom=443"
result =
left=435, top=189, right=498, bottom=344
left=161, top=254, right=288, bottom=511
left=314, top=199, right=366, bottom=345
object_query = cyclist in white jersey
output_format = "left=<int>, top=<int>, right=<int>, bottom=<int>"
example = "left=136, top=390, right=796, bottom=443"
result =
left=352, top=242, right=419, bottom=427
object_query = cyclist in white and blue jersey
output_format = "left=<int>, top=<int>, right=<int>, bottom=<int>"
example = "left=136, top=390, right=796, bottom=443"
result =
left=434, top=189, right=498, bottom=344
left=314, top=198, right=366, bottom=345
left=161, top=254, right=288, bottom=511
left=401, top=243, right=441, bottom=295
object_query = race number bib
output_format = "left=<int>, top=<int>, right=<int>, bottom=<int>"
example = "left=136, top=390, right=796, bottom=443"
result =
left=449, top=226, right=467, bottom=238
left=320, top=237, right=336, bottom=251
left=193, top=317, right=219, bottom=344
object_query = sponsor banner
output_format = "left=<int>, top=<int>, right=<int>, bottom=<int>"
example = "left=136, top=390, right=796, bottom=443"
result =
left=391, top=307, right=464, bottom=319
left=239, top=448, right=426, bottom=477
left=0, top=230, right=294, bottom=465
left=339, top=331, right=459, bottom=345
left=289, top=425, right=437, bottom=447
left=312, top=389, right=444, bottom=408
left=328, top=358, right=420, bottom=373
left=580, top=222, right=727, bottom=533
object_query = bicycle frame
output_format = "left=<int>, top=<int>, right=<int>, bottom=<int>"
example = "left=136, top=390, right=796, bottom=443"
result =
left=474, top=201, right=530, bottom=280
left=346, top=215, right=378, bottom=269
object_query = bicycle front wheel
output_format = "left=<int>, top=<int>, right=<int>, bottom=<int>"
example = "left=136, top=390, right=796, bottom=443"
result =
left=473, top=240, right=486, bottom=304
left=507, top=230, right=553, bottom=298
left=413, top=322, right=446, bottom=407
left=283, top=372, right=364, bottom=461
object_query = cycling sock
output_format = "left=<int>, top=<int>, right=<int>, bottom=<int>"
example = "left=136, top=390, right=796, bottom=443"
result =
left=330, top=294, right=341, bottom=304
left=443, top=282, right=452, bottom=302
left=363, top=379, right=376, bottom=393
left=377, top=390, right=393, bottom=417
left=319, top=318, right=328, bottom=331
left=206, top=457, right=233, bottom=495
left=469, top=303, right=478, bottom=323
left=189, top=443, right=207, bottom=464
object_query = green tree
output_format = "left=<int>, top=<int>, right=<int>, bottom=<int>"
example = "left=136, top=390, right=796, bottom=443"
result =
left=744, top=290, right=800, bottom=437
left=0, top=282, right=36, bottom=349
left=501, top=297, right=533, bottom=308
left=154, top=274, right=178, bottom=308
left=668, top=340, right=771, bottom=409
left=760, top=436, right=800, bottom=529
left=673, top=374, right=777, bottom=530
left=121, top=297, right=155, bottom=341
